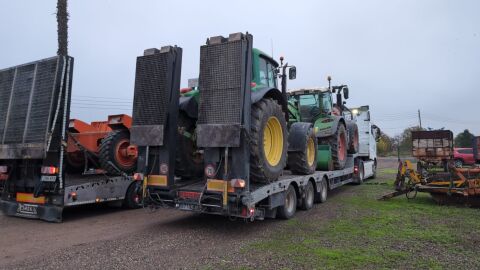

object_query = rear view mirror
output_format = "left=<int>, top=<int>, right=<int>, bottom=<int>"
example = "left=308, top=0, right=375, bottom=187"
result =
left=289, top=66, right=296, bottom=80
left=343, top=87, right=349, bottom=99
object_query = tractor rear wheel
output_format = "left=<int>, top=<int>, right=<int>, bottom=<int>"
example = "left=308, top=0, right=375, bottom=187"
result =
left=329, top=124, right=348, bottom=170
left=250, top=98, right=288, bottom=183
left=288, top=127, right=317, bottom=175
left=99, top=130, right=137, bottom=175
left=175, top=113, right=203, bottom=179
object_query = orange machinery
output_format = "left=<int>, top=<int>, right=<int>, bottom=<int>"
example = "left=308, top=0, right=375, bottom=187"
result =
left=67, top=114, right=137, bottom=175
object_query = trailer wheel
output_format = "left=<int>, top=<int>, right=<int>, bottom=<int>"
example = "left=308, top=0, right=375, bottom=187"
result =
left=250, top=98, right=288, bottom=183
left=300, top=181, right=315, bottom=210
left=277, top=185, right=297, bottom=219
left=315, top=177, right=328, bottom=203
left=123, top=181, right=142, bottom=209
left=99, top=130, right=137, bottom=175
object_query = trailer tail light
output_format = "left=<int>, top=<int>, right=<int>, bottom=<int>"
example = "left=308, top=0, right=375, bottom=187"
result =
left=205, top=164, right=216, bottom=178
left=0, top=166, right=8, bottom=173
left=133, top=173, right=144, bottom=181
left=41, top=166, right=58, bottom=175
left=241, top=206, right=255, bottom=217
left=178, top=191, right=201, bottom=200
left=230, top=179, right=245, bottom=188
left=354, top=165, right=359, bottom=175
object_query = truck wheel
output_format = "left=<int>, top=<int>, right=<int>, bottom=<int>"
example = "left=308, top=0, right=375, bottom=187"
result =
left=175, top=113, right=203, bottom=179
left=371, top=160, right=377, bottom=179
left=123, top=181, right=142, bottom=209
left=250, top=98, right=288, bottom=183
left=288, top=127, right=317, bottom=175
left=99, top=130, right=137, bottom=175
left=277, top=185, right=297, bottom=219
left=329, top=124, right=348, bottom=170
left=300, top=181, right=315, bottom=210
left=356, top=160, right=364, bottom=184
left=348, top=124, right=359, bottom=154
left=314, top=177, right=328, bottom=203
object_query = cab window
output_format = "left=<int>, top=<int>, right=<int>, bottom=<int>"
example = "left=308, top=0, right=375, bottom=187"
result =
left=298, top=94, right=320, bottom=122
left=258, top=57, right=276, bottom=88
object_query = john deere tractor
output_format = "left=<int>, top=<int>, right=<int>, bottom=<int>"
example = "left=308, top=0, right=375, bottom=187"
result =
left=176, top=32, right=304, bottom=183
left=287, top=77, right=359, bottom=171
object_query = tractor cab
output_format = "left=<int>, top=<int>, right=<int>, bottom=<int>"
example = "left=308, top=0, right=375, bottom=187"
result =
left=288, top=88, right=333, bottom=123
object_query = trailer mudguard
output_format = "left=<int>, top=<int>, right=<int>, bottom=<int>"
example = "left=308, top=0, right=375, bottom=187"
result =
left=288, top=122, right=313, bottom=152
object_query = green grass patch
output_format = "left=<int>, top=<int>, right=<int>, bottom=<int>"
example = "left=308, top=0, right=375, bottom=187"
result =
left=238, top=176, right=480, bottom=269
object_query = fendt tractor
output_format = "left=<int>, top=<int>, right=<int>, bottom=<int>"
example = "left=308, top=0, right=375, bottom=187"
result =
left=134, top=32, right=377, bottom=221
left=0, top=57, right=141, bottom=222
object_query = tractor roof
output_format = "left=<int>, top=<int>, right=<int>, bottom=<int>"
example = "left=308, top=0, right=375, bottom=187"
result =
left=288, top=87, right=330, bottom=96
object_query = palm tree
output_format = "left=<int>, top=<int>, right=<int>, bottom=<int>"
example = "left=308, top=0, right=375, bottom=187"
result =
left=57, top=0, right=68, bottom=56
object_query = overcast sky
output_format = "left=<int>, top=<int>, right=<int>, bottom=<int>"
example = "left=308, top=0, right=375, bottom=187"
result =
left=1, top=0, right=479, bottom=137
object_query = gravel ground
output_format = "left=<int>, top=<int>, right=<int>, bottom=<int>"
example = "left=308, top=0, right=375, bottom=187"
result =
left=0, top=158, right=398, bottom=270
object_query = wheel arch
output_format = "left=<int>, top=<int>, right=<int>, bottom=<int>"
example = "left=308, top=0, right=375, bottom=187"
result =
left=252, top=87, right=288, bottom=121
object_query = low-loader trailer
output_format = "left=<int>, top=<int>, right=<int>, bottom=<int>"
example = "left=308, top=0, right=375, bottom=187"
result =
left=136, top=33, right=376, bottom=220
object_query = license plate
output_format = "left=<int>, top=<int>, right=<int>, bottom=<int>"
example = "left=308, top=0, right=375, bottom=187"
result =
left=178, top=203, right=197, bottom=211
left=41, top=175, right=56, bottom=182
left=17, top=203, right=38, bottom=216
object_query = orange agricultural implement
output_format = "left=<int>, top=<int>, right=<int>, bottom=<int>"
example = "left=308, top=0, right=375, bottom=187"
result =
left=67, top=114, right=137, bottom=175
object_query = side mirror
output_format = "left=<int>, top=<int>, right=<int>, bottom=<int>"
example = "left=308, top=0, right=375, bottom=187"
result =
left=343, top=87, right=349, bottom=99
left=289, top=66, right=296, bottom=80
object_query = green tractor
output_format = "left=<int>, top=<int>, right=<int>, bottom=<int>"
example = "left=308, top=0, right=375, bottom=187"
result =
left=287, top=77, right=359, bottom=171
left=176, top=33, right=299, bottom=183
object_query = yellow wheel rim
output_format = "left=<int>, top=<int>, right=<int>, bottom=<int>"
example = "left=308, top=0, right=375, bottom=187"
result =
left=307, top=137, right=315, bottom=166
left=263, top=116, right=284, bottom=166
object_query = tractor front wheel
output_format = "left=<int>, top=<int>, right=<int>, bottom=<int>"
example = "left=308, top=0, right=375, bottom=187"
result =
left=99, top=130, right=137, bottom=175
left=250, top=98, right=288, bottom=183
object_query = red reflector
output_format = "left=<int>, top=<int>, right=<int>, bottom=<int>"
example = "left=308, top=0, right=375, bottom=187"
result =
left=0, top=166, right=7, bottom=173
left=178, top=191, right=201, bottom=200
left=251, top=82, right=257, bottom=88
left=0, top=174, right=8, bottom=181
left=133, top=173, right=144, bottom=181
left=41, top=166, right=58, bottom=175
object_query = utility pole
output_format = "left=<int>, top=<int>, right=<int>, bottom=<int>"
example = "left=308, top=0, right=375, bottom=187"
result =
left=418, top=109, right=422, bottom=129
left=57, top=0, right=69, bottom=56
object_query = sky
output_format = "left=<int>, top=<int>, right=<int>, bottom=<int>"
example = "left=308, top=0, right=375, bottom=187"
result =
left=1, top=0, right=479, bottom=137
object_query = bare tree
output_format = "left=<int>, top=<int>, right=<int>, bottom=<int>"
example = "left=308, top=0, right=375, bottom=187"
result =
left=57, top=0, right=68, bottom=56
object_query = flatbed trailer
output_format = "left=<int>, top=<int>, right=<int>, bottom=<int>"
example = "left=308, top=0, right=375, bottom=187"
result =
left=147, top=155, right=361, bottom=220
left=0, top=56, right=140, bottom=222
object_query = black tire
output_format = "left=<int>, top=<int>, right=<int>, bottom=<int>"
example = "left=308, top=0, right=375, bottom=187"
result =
left=250, top=98, right=288, bottom=183
left=314, top=177, right=328, bottom=203
left=329, top=124, right=348, bottom=170
left=288, top=127, right=317, bottom=175
left=355, top=160, right=364, bottom=184
left=277, top=185, right=297, bottom=219
left=371, top=160, right=377, bottom=179
left=348, top=124, right=359, bottom=154
left=65, top=152, right=85, bottom=174
left=99, top=130, right=136, bottom=175
left=175, top=113, right=203, bottom=179
left=123, top=182, right=142, bottom=209
left=300, top=181, right=315, bottom=210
